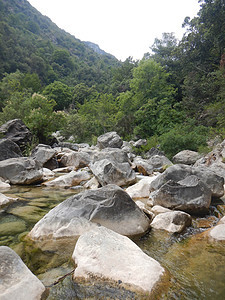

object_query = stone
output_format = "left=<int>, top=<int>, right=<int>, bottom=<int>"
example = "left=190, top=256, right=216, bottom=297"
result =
left=30, top=144, right=56, bottom=166
left=135, top=201, right=154, bottom=220
left=0, top=157, right=43, bottom=185
left=72, top=226, right=165, bottom=293
left=60, top=150, right=91, bottom=168
left=173, top=150, right=202, bottom=165
left=28, top=184, right=150, bottom=240
left=97, top=131, right=123, bottom=149
left=0, top=119, right=32, bottom=151
left=0, top=139, right=22, bottom=161
left=126, top=176, right=158, bottom=199
left=0, top=246, right=45, bottom=300
left=42, top=168, right=55, bottom=181
left=150, top=176, right=212, bottom=214
left=150, top=164, right=224, bottom=198
left=90, top=148, right=136, bottom=186
left=43, top=170, right=91, bottom=188
left=148, top=155, right=172, bottom=172
left=0, top=178, right=10, bottom=189
left=145, top=147, right=165, bottom=159
left=133, top=139, right=147, bottom=148
left=133, top=157, right=154, bottom=175
left=151, top=205, right=172, bottom=215
left=0, top=193, right=18, bottom=208
left=209, top=216, right=225, bottom=241
left=150, top=211, right=192, bottom=233
left=83, top=176, right=100, bottom=189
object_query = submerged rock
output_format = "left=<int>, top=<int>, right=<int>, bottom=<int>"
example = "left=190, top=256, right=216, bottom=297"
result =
left=72, top=226, right=166, bottom=294
left=0, top=193, right=18, bottom=208
left=28, top=184, right=150, bottom=241
left=150, top=211, right=192, bottom=233
left=0, top=246, right=45, bottom=300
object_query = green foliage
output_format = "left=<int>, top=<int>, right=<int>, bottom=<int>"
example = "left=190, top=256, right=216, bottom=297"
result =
left=43, top=81, right=73, bottom=111
left=159, top=122, right=209, bottom=159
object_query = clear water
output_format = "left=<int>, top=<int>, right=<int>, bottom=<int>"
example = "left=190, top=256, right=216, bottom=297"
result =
left=1, top=185, right=225, bottom=299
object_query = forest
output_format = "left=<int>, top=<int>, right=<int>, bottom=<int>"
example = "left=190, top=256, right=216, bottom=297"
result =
left=0, top=0, right=224, bottom=158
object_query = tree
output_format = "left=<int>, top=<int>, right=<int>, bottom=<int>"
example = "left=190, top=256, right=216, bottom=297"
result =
left=43, top=81, right=73, bottom=110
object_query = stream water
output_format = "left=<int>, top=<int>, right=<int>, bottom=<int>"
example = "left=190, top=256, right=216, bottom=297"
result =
left=0, top=184, right=225, bottom=299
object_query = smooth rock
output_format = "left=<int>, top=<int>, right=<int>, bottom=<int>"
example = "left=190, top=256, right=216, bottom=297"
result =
left=60, top=150, right=91, bottom=168
left=0, top=246, right=45, bottom=300
left=150, top=164, right=224, bottom=198
left=126, top=176, right=158, bottom=199
left=83, top=176, right=100, bottom=189
left=28, top=184, right=150, bottom=240
left=72, top=226, right=165, bottom=293
left=97, top=131, right=123, bottom=149
left=42, top=168, right=55, bottom=181
left=209, top=216, right=225, bottom=241
left=43, top=170, right=91, bottom=188
left=173, top=150, right=202, bottom=165
left=150, top=211, right=192, bottom=233
left=151, top=205, right=172, bottom=215
left=0, top=193, right=18, bottom=208
left=150, top=176, right=212, bottom=214
left=0, top=157, right=43, bottom=185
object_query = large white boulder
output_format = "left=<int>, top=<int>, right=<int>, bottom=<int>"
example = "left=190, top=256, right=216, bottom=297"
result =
left=0, top=246, right=45, bottom=300
left=72, top=226, right=165, bottom=293
left=126, top=176, right=158, bottom=199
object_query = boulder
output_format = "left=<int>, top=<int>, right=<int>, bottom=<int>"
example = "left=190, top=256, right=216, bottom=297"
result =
left=30, top=144, right=56, bottom=167
left=90, top=148, right=136, bottom=187
left=0, top=139, right=22, bottom=161
left=150, top=211, right=192, bottom=233
left=150, top=164, right=224, bottom=198
left=126, top=176, right=158, bottom=199
left=43, top=170, right=91, bottom=188
left=42, top=168, right=55, bottom=181
left=0, top=119, right=32, bottom=151
left=150, top=175, right=212, bottom=214
left=145, top=147, right=165, bottom=159
left=60, top=150, right=91, bottom=169
left=133, top=157, right=154, bottom=175
left=0, top=246, right=45, bottom=300
left=150, top=205, right=171, bottom=215
left=97, top=131, right=123, bottom=149
left=148, top=155, right=172, bottom=172
left=72, top=226, right=165, bottom=293
left=90, top=159, right=136, bottom=187
left=173, top=150, right=202, bottom=165
left=209, top=216, right=225, bottom=241
left=0, top=193, right=18, bottom=208
left=0, top=179, right=10, bottom=189
left=0, top=157, right=43, bottom=185
left=28, top=184, right=150, bottom=240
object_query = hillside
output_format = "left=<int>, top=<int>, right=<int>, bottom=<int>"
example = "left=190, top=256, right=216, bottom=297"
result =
left=0, top=0, right=120, bottom=88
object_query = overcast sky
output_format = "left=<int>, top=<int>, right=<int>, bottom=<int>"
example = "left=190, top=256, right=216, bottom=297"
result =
left=28, top=0, right=201, bottom=61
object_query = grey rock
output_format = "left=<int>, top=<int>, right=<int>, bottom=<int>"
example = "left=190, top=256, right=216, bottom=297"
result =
left=0, top=246, right=45, bottom=300
left=0, top=157, right=43, bottom=185
left=28, top=184, right=150, bottom=240
left=150, top=176, right=212, bottom=214
left=173, top=150, right=202, bottom=165
left=97, top=131, right=123, bottom=149
left=133, top=139, right=147, bottom=148
left=150, top=164, right=224, bottom=198
left=0, top=139, right=22, bottom=161
left=0, top=119, right=32, bottom=151
left=30, top=144, right=56, bottom=166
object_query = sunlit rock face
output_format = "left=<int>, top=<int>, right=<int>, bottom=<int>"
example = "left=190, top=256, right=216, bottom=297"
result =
left=28, top=184, right=150, bottom=241
left=72, top=226, right=166, bottom=294
left=0, top=246, right=45, bottom=300
left=209, top=216, right=225, bottom=241
left=150, top=211, right=192, bottom=233
left=0, top=157, right=43, bottom=185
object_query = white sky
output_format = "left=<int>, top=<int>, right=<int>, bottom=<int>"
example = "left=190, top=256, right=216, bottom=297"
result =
left=28, top=0, right=201, bottom=61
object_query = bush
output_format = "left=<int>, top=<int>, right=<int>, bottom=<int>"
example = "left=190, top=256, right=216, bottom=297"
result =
left=159, top=123, right=209, bottom=159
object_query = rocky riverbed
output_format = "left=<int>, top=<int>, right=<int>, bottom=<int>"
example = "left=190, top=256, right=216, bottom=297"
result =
left=0, top=121, right=225, bottom=299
